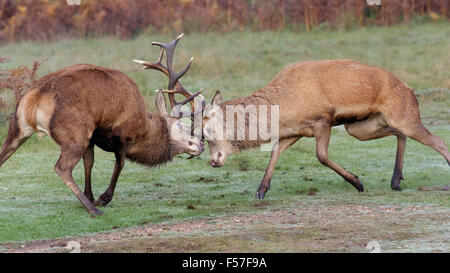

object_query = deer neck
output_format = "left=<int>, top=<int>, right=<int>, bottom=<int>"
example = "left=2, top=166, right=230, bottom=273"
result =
left=222, top=89, right=274, bottom=152
left=125, top=113, right=174, bottom=166
left=224, top=89, right=273, bottom=107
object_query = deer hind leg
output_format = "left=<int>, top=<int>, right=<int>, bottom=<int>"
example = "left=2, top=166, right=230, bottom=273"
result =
left=390, top=135, right=407, bottom=191
left=0, top=115, right=34, bottom=168
left=94, top=151, right=125, bottom=207
left=51, top=121, right=102, bottom=216
left=344, top=113, right=407, bottom=191
left=83, top=144, right=95, bottom=203
left=381, top=96, right=450, bottom=166
left=256, top=136, right=300, bottom=199
left=315, top=122, right=364, bottom=192
left=54, top=142, right=103, bottom=216
left=397, top=123, right=449, bottom=165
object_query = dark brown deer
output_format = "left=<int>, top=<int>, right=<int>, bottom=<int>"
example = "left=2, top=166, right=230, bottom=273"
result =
left=202, top=60, right=449, bottom=199
left=0, top=35, right=204, bottom=216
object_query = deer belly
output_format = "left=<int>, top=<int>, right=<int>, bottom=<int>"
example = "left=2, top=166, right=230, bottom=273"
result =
left=344, top=113, right=390, bottom=141
left=332, top=106, right=373, bottom=125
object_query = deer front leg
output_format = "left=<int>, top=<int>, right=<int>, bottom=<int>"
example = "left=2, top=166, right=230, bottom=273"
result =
left=95, top=152, right=125, bottom=207
left=314, top=123, right=364, bottom=192
left=256, top=137, right=300, bottom=199
left=83, top=144, right=95, bottom=203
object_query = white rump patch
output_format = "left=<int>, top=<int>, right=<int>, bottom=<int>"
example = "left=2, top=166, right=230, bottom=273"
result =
left=36, top=109, right=50, bottom=137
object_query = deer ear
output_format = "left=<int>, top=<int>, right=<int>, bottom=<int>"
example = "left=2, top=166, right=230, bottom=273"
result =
left=155, top=90, right=168, bottom=115
left=211, top=90, right=222, bottom=105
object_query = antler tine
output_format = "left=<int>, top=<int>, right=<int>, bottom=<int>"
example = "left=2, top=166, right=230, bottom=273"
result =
left=161, top=87, right=202, bottom=104
left=156, top=47, right=164, bottom=64
left=177, top=57, right=194, bottom=81
left=158, top=89, right=203, bottom=116
left=172, top=89, right=202, bottom=109
left=133, top=57, right=168, bottom=77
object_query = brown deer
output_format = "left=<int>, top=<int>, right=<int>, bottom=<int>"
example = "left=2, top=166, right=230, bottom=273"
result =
left=0, top=35, right=204, bottom=216
left=202, top=60, right=449, bottom=199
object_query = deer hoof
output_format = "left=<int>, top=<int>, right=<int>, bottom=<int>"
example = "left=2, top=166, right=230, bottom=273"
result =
left=357, top=184, right=364, bottom=192
left=94, top=194, right=112, bottom=207
left=354, top=182, right=364, bottom=192
left=391, top=175, right=403, bottom=191
left=255, top=192, right=265, bottom=199
left=94, top=199, right=109, bottom=207
left=90, top=208, right=104, bottom=217
left=350, top=176, right=364, bottom=192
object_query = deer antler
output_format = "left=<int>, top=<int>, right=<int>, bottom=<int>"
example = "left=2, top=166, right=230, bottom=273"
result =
left=133, top=34, right=205, bottom=138
left=133, top=34, right=202, bottom=114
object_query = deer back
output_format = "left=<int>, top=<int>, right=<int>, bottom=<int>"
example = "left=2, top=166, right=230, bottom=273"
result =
left=18, top=64, right=151, bottom=143
left=253, top=59, right=413, bottom=125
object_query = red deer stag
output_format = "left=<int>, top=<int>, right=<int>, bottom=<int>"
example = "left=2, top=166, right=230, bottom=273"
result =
left=202, top=60, right=449, bottom=199
left=0, top=35, right=204, bottom=216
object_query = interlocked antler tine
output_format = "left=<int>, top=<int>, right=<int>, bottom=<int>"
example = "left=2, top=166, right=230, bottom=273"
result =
left=162, top=88, right=201, bottom=108
left=157, top=89, right=203, bottom=117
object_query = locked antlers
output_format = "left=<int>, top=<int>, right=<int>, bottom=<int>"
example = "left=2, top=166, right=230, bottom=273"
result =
left=133, top=33, right=204, bottom=119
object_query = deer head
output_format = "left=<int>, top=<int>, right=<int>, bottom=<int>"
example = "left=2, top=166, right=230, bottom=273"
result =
left=154, top=89, right=204, bottom=157
left=202, top=90, right=234, bottom=167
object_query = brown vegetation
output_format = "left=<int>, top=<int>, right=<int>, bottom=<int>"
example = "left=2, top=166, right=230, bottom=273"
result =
left=0, top=57, right=44, bottom=121
left=0, top=0, right=448, bottom=43
left=0, top=57, right=43, bottom=101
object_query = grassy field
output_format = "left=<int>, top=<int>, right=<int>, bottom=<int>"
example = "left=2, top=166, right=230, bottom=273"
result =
left=0, top=23, right=449, bottom=251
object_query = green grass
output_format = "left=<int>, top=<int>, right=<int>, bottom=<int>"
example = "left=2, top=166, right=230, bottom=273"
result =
left=0, top=23, right=449, bottom=243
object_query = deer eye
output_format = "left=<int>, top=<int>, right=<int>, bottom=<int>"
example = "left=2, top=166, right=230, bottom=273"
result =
left=176, top=122, right=185, bottom=131
left=203, top=126, right=210, bottom=137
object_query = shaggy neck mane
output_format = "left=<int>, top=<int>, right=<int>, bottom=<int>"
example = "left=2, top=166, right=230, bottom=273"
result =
left=125, top=113, right=173, bottom=166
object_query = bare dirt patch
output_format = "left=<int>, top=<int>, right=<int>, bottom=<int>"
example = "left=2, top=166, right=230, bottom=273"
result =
left=2, top=203, right=448, bottom=253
